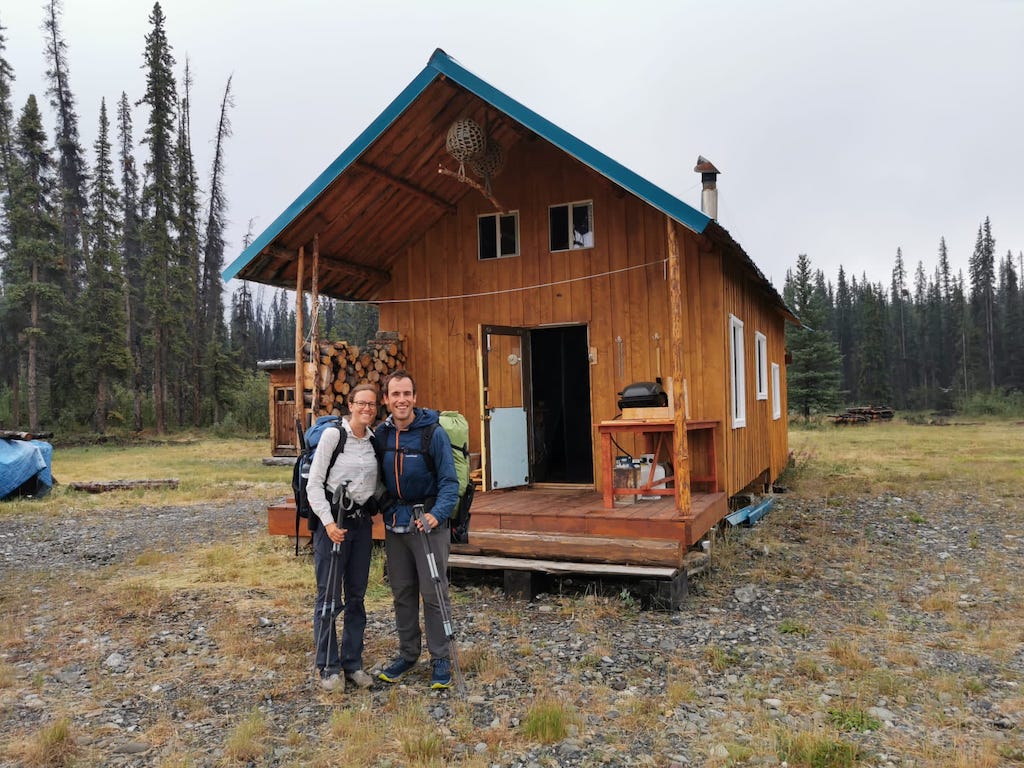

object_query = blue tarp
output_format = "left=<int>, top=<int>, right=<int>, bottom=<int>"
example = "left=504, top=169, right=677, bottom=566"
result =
left=0, top=439, right=53, bottom=500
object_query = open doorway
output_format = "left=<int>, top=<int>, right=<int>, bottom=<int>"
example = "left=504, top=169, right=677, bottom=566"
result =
left=530, top=325, right=593, bottom=484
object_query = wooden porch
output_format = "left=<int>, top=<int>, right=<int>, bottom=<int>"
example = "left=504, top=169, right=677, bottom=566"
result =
left=453, top=485, right=727, bottom=568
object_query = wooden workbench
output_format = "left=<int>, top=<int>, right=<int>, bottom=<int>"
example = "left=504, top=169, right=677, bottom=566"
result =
left=596, top=418, right=719, bottom=508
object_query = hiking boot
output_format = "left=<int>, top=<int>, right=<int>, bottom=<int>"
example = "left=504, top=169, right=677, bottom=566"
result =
left=430, top=658, right=452, bottom=689
left=378, top=657, right=416, bottom=683
left=345, top=669, right=374, bottom=689
left=320, top=673, right=343, bottom=692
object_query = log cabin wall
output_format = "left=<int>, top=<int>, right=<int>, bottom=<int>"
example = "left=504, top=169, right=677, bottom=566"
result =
left=377, top=138, right=788, bottom=497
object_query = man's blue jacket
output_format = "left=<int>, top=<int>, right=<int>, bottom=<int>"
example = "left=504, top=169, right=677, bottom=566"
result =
left=377, top=407, right=459, bottom=529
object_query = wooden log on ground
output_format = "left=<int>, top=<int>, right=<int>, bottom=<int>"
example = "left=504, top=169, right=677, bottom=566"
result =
left=69, top=479, right=180, bottom=493
left=0, top=430, right=55, bottom=440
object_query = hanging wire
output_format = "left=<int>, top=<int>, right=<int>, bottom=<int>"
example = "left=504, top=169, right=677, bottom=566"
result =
left=348, top=258, right=667, bottom=305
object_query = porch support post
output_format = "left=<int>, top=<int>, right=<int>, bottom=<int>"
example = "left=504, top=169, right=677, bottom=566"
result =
left=294, top=245, right=305, bottom=429
left=310, top=234, right=320, bottom=417
left=665, top=216, right=692, bottom=517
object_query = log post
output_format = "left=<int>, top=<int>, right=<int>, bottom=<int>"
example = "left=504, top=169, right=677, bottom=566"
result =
left=311, top=234, right=320, bottom=417
left=666, top=216, right=692, bottom=516
left=294, top=245, right=305, bottom=430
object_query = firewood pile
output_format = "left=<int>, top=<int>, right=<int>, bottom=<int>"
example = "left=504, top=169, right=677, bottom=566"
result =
left=306, top=332, right=407, bottom=416
left=830, top=405, right=895, bottom=424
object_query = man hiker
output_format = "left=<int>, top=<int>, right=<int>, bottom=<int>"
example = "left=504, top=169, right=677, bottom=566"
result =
left=375, top=370, right=460, bottom=689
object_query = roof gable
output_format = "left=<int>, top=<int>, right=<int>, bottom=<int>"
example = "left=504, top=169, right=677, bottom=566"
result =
left=222, top=49, right=712, bottom=288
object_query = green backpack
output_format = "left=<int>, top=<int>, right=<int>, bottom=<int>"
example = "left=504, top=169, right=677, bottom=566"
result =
left=437, top=411, right=470, bottom=498
left=420, top=410, right=473, bottom=543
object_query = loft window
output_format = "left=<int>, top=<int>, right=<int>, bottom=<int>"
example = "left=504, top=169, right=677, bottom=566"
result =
left=478, top=211, right=519, bottom=260
left=771, top=362, right=781, bottom=420
left=729, top=314, right=746, bottom=429
left=549, top=200, right=594, bottom=251
left=754, top=331, right=768, bottom=400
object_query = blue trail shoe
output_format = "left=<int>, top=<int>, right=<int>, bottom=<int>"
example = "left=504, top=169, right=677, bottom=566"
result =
left=430, top=658, right=452, bottom=689
left=378, top=657, right=417, bottom=683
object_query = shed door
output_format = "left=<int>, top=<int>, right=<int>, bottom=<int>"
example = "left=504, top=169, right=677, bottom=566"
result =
left=481, top=326, right=531, bottom=490
left=274, top=386, right=297, bottom=454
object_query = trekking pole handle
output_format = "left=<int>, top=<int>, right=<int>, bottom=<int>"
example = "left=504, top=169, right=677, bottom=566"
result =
left=412, top=503, right=431, bottom=532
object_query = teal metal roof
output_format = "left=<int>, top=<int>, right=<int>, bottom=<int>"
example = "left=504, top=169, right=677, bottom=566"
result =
left=222, top=49, right=712, bottom=283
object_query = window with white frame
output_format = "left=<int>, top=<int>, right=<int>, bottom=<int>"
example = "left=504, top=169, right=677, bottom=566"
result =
left=729, top=314, right=746, bottom=429
left=771, top=362, right=781, bottom=420
left=478, top=211, right=519, bottom=260
left=754, top=331, right=768, bottom=400
left=549, top=200, right=594, bottom=251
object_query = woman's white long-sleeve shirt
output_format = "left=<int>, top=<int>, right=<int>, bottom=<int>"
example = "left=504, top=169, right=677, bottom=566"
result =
left=305, top=418, right=379, bottom=529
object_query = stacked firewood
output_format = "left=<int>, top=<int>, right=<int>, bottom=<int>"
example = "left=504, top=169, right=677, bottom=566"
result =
left=304, top=332, right=407, bottom=416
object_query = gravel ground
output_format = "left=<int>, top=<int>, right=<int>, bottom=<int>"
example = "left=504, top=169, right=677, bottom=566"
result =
left=0, top=491, right=1022, bottom=767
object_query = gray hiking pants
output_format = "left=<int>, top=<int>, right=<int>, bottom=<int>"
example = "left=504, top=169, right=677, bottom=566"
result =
left=384, top=525, right=451, bottom=661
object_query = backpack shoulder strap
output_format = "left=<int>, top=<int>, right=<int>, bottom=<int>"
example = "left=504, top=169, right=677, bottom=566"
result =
left=326, top=425, right=346, bottom=471
left=369, top=429, right=383, bottom=463
left=419, top=422, right=439, bottom=476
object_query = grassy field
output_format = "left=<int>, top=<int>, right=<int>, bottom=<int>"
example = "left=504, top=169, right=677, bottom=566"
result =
left=0, top=435, right=293, bottom=516
left=784, top=417, right=1024, bottom=498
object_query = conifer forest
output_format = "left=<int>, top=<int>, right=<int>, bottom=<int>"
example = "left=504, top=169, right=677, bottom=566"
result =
left=0, top=2, right=375, bottom=435
left=1, top=4, right=1021, bottom=435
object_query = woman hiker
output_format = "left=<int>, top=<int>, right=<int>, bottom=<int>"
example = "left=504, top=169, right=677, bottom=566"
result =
left=306, top=383, right=382, bottom=691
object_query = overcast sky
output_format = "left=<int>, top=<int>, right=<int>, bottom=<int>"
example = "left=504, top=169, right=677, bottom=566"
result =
left=4, top=1, right=1023, bottom=296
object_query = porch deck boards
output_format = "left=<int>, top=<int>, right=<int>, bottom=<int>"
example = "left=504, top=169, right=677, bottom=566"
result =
left=467, top=486, right=727, bottom=549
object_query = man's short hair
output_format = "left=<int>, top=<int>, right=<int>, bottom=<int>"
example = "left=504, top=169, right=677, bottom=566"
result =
left=384, top=369, right=416, bottom=395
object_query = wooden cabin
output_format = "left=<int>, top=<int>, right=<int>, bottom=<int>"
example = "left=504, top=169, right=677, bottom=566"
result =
left=224, top=49, right=796, bottom=584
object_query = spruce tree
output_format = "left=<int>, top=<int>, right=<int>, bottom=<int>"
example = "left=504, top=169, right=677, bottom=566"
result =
left=116, top=92, right=144, bottom=431
left=936, top=237, right=957, bottom=393
left=138, top=1, right=179, bottom=433
left=889, top=248, right=909, bottom=407
left=43, top=0, right=89, bottom=285
left=81, top=99, right=131, bottom=431
left=0, top=16, right=19, bottom=422
left=783, top=254, right=842, bottom=417
left=5, top=95, right=62, bottom=431
left=199, top=74, right=233, bottom=421
left=968, top=219, right=997, bottom=391
left=174, top=59, right=200, bottom=425
left=997, top=251, right=1024, bottom=389
left=0, top=15, right=15, bottom=204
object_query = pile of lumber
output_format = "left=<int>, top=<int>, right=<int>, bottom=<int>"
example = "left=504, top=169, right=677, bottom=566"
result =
left=830, top=405, right=895, bottom=424
left=307, top=332, right=407, bottom=415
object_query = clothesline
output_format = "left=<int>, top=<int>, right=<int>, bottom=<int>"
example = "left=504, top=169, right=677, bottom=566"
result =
left=352, top=258, right=667, bottom=305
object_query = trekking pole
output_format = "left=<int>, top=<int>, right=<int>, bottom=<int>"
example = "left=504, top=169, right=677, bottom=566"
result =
left=314, top=540, right=342, bottom=680
left=412, top=504, right=465, bottom=696
left=316, top=481, right=359, bottom=676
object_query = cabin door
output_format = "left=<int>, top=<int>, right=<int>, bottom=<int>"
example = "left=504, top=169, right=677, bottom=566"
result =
left=481, top=326, right=531, bottom=490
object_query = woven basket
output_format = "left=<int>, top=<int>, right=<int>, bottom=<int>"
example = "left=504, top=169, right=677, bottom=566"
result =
left=469, top=140, right=504, bottom=179
left=445, top=119, right=486, bottom=162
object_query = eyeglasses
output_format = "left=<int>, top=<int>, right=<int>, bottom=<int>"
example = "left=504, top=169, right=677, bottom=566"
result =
left=350, top=401, right=377, bottom=409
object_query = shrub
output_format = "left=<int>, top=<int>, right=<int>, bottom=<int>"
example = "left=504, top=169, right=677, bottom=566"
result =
left=217, top=371, right=269, bottom=436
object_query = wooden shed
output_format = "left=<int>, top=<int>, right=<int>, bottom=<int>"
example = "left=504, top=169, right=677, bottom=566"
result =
left=257, top=359, right=299, bottom=457
left=224, top=49, right=796, bottom=577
